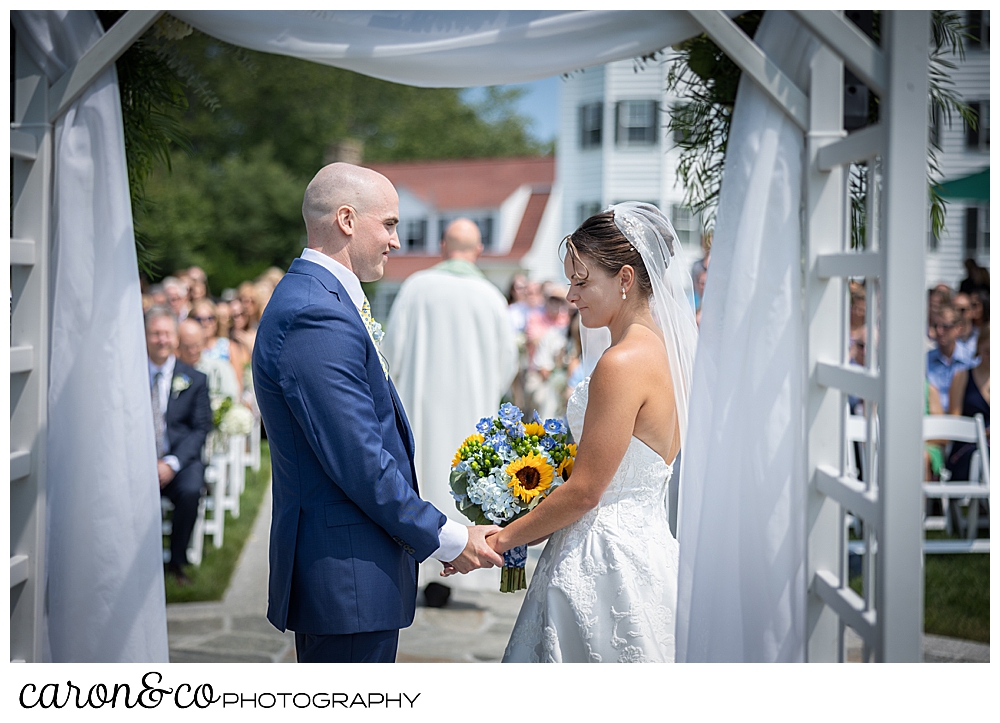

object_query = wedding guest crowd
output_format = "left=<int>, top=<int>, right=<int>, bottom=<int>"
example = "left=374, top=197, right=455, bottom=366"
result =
left=141, top=265, right=283, bottom=581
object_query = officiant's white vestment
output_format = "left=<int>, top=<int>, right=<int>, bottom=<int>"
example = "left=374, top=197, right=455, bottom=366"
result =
left=383, top=260, right=518, bottom=589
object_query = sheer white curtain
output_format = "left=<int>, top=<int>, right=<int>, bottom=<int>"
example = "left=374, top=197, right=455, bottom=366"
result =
left=170, top=10, right=714, bottom=87
left=676, top=11, right=818, bottom=662
left=13, top=10, right=169, bottom=662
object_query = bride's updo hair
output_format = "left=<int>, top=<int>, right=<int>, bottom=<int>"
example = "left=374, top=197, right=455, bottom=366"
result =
left=563, top=211, right=652, bottom=299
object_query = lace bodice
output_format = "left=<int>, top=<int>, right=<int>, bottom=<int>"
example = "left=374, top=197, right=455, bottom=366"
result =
left=503, top=376, right=679, bottom=663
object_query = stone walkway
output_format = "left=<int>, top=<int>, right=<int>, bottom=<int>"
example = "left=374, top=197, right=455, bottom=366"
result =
left=167, top=482, right=988, bottom=663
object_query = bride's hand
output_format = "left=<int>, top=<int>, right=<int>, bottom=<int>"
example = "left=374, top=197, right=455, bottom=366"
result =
left=485, top=530, right=507, bottom=555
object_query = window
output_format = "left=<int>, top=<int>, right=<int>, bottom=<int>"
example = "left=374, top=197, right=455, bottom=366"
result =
left=405, top=219, right=427, bottom=251
left=671, top=204, right=703, bottom=249
left=579, top=103, right=603, bottom=149
left=615, top=100, right=658, bottom=146
left=577, top=202, right=602, bottom=225
left=965, top=205, right=990, bottom=259
left=966, top=101, right=990, bottom=150
left=967, top=10, right=990, bottom=48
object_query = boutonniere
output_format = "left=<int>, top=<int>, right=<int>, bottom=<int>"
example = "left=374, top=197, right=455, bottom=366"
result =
left=371, top=321, right=385, bottom=345
left=171, top=374, right=191, bottom=398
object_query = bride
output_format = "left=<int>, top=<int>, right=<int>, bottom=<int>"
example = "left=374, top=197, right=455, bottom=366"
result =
left=485, top=203, right=697, bottom=663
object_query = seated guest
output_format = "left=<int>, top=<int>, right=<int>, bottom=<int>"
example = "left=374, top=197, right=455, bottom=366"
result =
left=146, top=307, right=212, bottom=585
left=162, top=276, right=191, bottom=322
left=951, top=292, right=978, bottom=362
left=947, top=325, right=990, bottom=481
left=178, top=318, right=241, bottom=406
left=927, top=304, right=973, bottom=413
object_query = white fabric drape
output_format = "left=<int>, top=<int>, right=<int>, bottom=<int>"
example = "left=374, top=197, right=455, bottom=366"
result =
left=675, top=11, right=817, bottom=662
left=170, top=10, right=715, bottom=87
left=13, top=10, right=169, bottom=662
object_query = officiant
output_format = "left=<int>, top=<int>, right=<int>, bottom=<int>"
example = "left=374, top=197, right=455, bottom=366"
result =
left=383, top=218, right=518, bottom=597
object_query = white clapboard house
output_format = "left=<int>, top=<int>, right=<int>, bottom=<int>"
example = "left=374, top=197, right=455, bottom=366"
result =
left=558, top=10, right=989, bottom=289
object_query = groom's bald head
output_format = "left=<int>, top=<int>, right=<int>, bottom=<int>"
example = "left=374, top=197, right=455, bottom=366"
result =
left=303, top=163, right=388, bottom=233
left=302, top=162, right=400, bottom=281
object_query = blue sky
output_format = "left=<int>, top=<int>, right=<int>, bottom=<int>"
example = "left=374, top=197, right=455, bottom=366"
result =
left=462, top=75, right=562, bottom=144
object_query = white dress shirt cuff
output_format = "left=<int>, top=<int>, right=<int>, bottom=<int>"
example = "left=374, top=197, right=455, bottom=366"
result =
left=162, top=455, right=181, bottom=473
left=430, top=519, right=468, bottom=562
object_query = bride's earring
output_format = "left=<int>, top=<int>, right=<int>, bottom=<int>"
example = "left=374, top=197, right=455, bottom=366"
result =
left=621, top=286, right=627, bottom=300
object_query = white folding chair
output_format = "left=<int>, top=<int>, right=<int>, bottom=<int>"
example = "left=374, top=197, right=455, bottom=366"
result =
left=248, top=415, right=262, bottom=473
left=922, top=413, right=990, bottom=553
left=201, top=452, right=228, bottom=549
left=224, top=434, right=247, bottom=519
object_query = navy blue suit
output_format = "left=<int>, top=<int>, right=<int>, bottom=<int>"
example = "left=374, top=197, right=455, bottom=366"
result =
left=160, top=360, right=212, bottom=568
left=253, top=258, right=445, bottom=653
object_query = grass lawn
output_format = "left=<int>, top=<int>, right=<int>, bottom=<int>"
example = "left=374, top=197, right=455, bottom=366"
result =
left=851, top=550, right=990, bottom=644
left=164, top=441, right=271, bottom=603
left=923, top=554, right=990, bottom=642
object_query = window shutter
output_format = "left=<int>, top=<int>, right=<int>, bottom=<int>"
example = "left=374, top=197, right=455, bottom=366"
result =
left=965, top=206, right=979, bottom=257
left=614, top=102, right=621, bottom=145
left=967, top=10, right=983, bottom=46
left=966, top=102, right=981, bottom=148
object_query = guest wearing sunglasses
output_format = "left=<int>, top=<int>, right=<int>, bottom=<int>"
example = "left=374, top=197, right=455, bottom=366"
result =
left=926, top=304, right=974, bottom=413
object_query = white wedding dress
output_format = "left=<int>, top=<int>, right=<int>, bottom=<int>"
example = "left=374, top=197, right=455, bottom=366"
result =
left=502, top=376, right=679, bottom=663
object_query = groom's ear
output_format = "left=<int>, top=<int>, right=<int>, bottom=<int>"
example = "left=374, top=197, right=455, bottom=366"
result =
left=336, top=205, right=356, bottom=237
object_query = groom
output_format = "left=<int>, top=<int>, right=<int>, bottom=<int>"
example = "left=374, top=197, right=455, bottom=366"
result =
left=253, top=162, right=502, bottom=663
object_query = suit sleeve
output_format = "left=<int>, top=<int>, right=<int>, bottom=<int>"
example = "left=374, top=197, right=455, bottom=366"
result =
left=172, top=374, right=213, bottom=469
left=279, top=301, right=446, bottom=561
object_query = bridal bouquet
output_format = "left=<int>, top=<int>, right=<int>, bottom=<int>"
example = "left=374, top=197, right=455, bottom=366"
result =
left=450, top=402, right=576, bottom=592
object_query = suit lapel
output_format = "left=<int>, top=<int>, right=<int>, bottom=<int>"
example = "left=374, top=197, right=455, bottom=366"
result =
left=292, top=258, right=418, bottom=490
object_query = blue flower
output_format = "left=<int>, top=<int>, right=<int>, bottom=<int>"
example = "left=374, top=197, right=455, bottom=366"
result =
left=544, top=418, right=567, bottom=435
left=532, top=410, right=543, bottom=425
left=487, top=433, right=512, bottom=455
left=499, top=402, right=523, bottom=424
left=476, top=416, right=493, bottom=434
left=540, top=436, right=555, bottom=451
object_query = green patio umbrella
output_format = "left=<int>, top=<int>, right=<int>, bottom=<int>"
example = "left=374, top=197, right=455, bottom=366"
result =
left=935, top=168, right=990, bottom=201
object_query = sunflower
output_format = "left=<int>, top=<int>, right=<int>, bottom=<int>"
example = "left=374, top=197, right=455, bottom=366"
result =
left=523, top=422, right=546, bottom=438
left=557, top=455, right=575, bottom=481
left=506, top=453, right=555, bottom=503
left=463, top=433, right=485, bottom=447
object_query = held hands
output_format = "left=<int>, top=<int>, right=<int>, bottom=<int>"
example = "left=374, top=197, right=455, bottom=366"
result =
left=441, top=525, right=504, bottom=576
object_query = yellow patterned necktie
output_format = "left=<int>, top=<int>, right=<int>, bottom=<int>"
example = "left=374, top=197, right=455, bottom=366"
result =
left=359, top=297, right=389, bottom=378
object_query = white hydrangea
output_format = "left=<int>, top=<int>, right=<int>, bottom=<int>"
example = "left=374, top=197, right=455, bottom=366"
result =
left=466, top=471, right=521, bottom=524
left=219, top=404, right=254, bottom=436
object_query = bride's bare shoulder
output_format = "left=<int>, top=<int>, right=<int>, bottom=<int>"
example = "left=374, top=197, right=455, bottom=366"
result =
left=591, top=327, right=669, bottom=392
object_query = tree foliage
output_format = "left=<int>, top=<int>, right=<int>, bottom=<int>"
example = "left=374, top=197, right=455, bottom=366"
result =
left=117, top=15, right=547, bottom=289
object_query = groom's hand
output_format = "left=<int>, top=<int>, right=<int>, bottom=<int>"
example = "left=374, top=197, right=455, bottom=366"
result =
left=446, top=525, right=504, bottom=574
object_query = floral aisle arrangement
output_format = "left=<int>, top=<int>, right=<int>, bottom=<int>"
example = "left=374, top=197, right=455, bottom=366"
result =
left=219, top=402, right=254, bottom=437
left=450, top=403, right=577, bottom=592
left=210, top=397, right=255, bottom=448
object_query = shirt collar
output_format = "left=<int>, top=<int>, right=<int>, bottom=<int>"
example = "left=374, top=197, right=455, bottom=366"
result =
left=149, top=355, right=176, bottom=379
left=300, top=248, right=365, bottom=309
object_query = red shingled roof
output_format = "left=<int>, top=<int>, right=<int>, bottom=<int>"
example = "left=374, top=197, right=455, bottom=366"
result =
left=368, top=156, right=554, bottom=210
